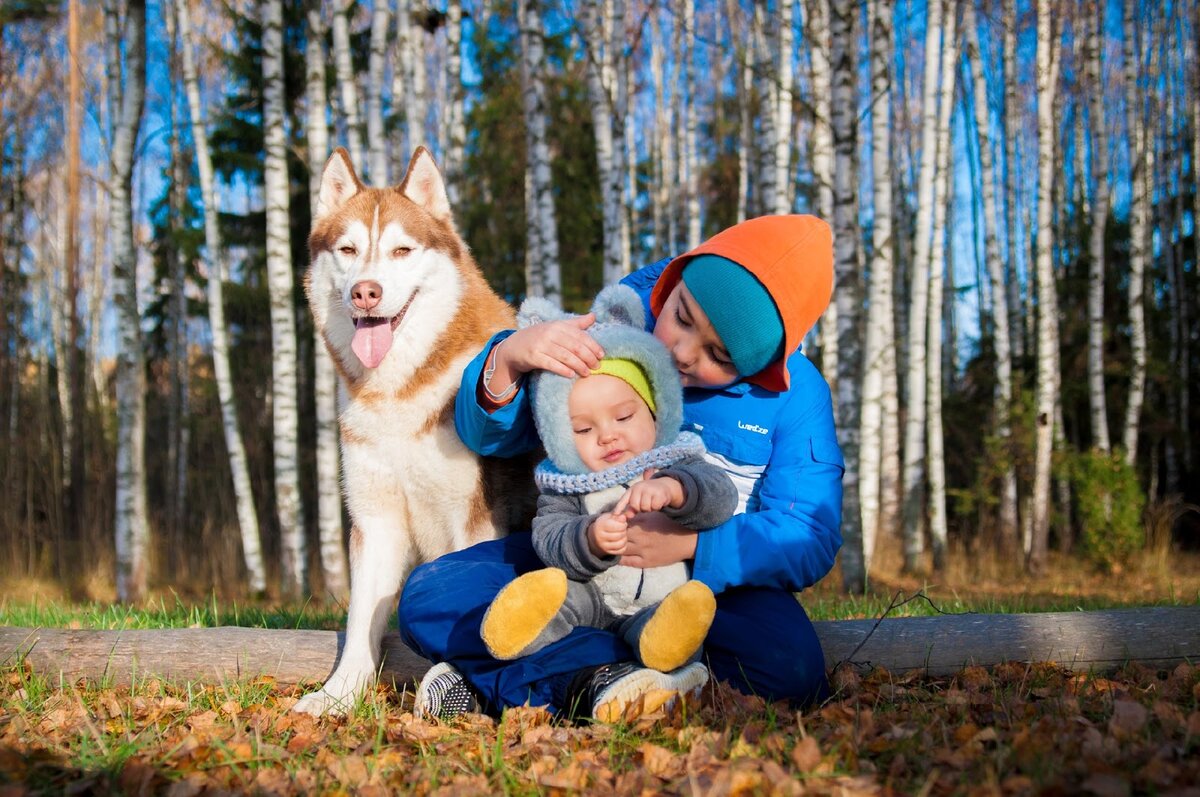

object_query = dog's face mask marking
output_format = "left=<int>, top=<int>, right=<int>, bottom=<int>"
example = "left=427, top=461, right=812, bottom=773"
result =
left=308, top=148, right=466, bottom=373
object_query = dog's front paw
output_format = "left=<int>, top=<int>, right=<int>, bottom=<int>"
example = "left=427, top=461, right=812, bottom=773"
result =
left=292, top=687, right=355, bottom=717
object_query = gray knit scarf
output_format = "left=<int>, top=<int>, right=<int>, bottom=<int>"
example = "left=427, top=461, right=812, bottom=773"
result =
left=533, top=432, right=706, bottom=495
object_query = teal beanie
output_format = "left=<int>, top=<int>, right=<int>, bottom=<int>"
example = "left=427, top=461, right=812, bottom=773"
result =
left=681, top=254, right=784, bottom=377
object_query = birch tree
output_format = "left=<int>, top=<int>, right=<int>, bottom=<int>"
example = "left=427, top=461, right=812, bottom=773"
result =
left=772, top=0, right=796, bottom=215
left=177, top=0, right=266, bottom=594
left=829, top=0, right=864, bottom=592
left=263, top=0, right=306, bottom=597
left=1121, top=0, right=1147, bottom=464
left=901, top=0, right=944, bottom=574
left=366, top=0, right=390, bottom=185
left=331, top=0, right=364, bottom=169
left=925, top=0, right=958, bottom=572
left=305, top=0, right=348, bottom=598
left=860, top=0, right=896, bottom=571
left=963, top=0, right=1018, bottom=549
left=805, top=0, right=836, bottom=382
left=582, top=0, right=626, bottom=282
left=518, top=0, right=561, bottom=303
left=1002, top=0, right=1025, bottom=363
left=65, top=0, right=84, bottom=544
left=681, top=0, right=700, bottom=248
left=1030, top=0, right=1061, bottom=574
left=394, top=0, right=427, bottom=163
left=443, top=0, right=466, bottom=206
left=1085, top=0, right=1111, bottom=453
left=106, top=0, right=150, bottom=602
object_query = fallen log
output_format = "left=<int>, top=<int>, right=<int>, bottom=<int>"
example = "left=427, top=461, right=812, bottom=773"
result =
left=1, top=606, right=1196, bottom=687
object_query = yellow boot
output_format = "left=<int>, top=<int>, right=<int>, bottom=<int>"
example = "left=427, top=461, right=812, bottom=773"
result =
left=637, top=580, right=716, bottom=672
left=481, top=568, right=568, bottom=660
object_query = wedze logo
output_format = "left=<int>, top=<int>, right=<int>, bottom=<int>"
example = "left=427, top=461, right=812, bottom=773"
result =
left=738, top=421, right=769, bottom=435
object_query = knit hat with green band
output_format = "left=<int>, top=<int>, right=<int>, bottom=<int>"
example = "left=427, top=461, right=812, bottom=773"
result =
left=590, top=358, right=656, bottom=415
left=681, top=254, right=785, bottom=378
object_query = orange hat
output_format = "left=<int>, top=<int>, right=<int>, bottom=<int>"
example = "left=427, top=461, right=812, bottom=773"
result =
left=650, top=215, right=834, bottom=392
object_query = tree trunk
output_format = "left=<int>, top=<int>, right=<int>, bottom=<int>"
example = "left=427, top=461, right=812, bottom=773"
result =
left=829, top=0, right=863, bottom=593
left=860, top=0, right=896, bottom=576
left=651, top=8, right=672, bottom=247
left=772, top=0, right=796, bottom=215
left=107, top=0, right=150, bottom=603
left=1030, top=0, right=1060, bottom=575
left=754, top=3, right=777, bottom=218
left=65, top=0, right=85, bottom=551
left=682, top=0, right=701, bottom=248
left=1121, top=0, right=1147, bottom=465
left=395, top=0, right=427, bottom=163
left=1002, top=0, right=1025, bottom=364
left=805, top=0, right=836, bottom=385
left=1085, top=0, right=1111, bottom=454
left=264, top=0, right=306, bottom=598
left=926, top=0, right=958, bottom=574
left=901, top=0, right=944, bottom=575
left=962, top=1, right=1018, bottom=553
left=583, top=0, right=625, bottom=283
left=443, top=0, right=466, bottom=207
left=728, top=1, right=750, bottom=223
left=331, top=0, right=364, bottom=169
left=305, top=0, right=349, bottom=600
left=518, top=0, right=561, bottom=304
left=366, top=0, right=390, bottom=185
left=177, top=0, right=267, bottom=594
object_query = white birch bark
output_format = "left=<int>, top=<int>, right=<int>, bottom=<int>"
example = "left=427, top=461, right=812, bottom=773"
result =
left=365, top=0, right=390, bottom=185
left=396, top=0, right=427, bottom=159
left=177, top=0, right=266, bottom=595
left=901, top=0, right=944, bottom=573
left=1030, top=0, right=1060, bottom=574
left=1121, top=0, right=1146, bottom=465
left=829, top=0, right=864, bottom=592
left=861, top=0, right=896, bottom=570
left=963, top=1, right=1018, bottom=549
left=1002, top=0, right=1025, bottom=363
left=582, top=0, right=625, bottom=283
left=682, top=0, right=700, bottom=248
left=264, top=0, right=307, bottom=597
left=106, top=0, right=150, bottom=603
left=305, top=0, right=349, bottom=599
left=925, top=0, right=958, bottom=573
left=754, top=3, right=777, bottom=217
left=518, top=0, right=561, bottom=304
left=773, top=0, right=796, bottom=215
left=331, top=0, right=364, bottom=169
left=443, top=0, right=466, bottom=207
left=651, top=9, right=672, bottom=248
left=1085, top=0, right=1110, bottom=453
left=727, top=0, right=750, bottom=223
left=805, top=0, right=836, bottom=383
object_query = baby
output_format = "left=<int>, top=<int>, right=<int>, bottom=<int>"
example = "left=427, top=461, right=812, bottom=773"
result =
left=480, top=285, right=737, bottom=675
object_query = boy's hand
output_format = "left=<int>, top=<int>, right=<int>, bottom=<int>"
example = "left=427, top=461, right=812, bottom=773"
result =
left=499, top=314, right=604, bottom=380
left=588, top=512, right=628, bottom=557
left=614, top=473, right=685, bottom=516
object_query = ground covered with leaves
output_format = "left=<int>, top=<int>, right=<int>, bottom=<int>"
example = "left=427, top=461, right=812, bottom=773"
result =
left=0, top=658, right=1197, bottom=796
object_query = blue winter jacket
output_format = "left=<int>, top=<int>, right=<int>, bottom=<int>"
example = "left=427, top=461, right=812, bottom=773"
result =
left=454, top=260, right=845, bottom=594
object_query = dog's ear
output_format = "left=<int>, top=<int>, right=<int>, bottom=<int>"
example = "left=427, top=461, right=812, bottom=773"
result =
left=591, top=285, right=645, bottom=330
left=399, top=147, right=452, bottom=223
left=517, top=296, right=570, bottom=329
left=316, top=148, right=363, bottom=221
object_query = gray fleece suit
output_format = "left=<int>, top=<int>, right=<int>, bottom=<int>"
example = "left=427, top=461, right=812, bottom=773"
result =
left=502, top=285, right=738, bottom=662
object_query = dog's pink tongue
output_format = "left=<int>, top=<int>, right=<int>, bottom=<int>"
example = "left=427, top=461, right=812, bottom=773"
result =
left=351, top=318, right=393, bottom=368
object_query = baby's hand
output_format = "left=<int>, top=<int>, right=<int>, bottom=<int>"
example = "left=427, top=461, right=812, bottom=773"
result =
left=615, top=474, right=685, bottom=516
left=588, top=512, right=628, bottom=556
left=502, top=314, right=604, bottom=379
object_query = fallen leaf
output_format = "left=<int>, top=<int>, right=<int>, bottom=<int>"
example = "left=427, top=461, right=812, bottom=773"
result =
left=791, top=735, right=821, bottom=771
left=640, top=742, right=685, bottom=779
left=1108, top=699, right=1148, bottom=739
left=1080, top=773, right=1131, bottom=797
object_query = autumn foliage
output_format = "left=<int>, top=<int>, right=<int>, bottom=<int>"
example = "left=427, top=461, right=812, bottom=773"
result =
left=2, top=658, right=1197, bottom=795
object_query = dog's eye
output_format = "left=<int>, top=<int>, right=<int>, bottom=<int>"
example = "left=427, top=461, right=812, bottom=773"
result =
left=392, top=246, right=413, bottom=258
left=339, top=245, right=357, bottom=256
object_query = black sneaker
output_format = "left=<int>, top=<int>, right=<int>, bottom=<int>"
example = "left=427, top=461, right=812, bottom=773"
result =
left=413, top=662, right=482, bottom=720
left=562, top=661, right=709, bottom=723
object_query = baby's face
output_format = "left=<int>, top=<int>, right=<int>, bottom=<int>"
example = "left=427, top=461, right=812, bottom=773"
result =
left=568, top=374, right=657, bottom=472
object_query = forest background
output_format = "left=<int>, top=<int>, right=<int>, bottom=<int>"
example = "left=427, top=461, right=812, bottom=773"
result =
left=0, top=0, right=1196, bottom=605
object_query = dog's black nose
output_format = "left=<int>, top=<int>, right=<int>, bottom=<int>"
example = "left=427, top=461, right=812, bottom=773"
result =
left=351, top=280, right=383, bottom=311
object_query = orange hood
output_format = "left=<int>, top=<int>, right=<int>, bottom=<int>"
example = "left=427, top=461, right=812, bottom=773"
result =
left=650, top=215, right=834, bottom=392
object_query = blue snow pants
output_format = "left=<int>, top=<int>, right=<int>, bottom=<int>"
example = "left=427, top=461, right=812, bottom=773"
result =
left=397, top=533, right=830, bottom=715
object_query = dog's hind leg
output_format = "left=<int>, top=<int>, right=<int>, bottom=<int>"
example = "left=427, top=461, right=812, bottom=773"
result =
left=293, top=523, right=414, bottom=716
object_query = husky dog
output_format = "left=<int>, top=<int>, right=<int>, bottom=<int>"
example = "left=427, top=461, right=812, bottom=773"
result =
left=294, top=148, right=535, bottom=716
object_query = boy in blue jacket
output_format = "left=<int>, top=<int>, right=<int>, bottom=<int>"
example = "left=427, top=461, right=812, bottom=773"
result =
left=399, top=214, right=845, bottom=721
